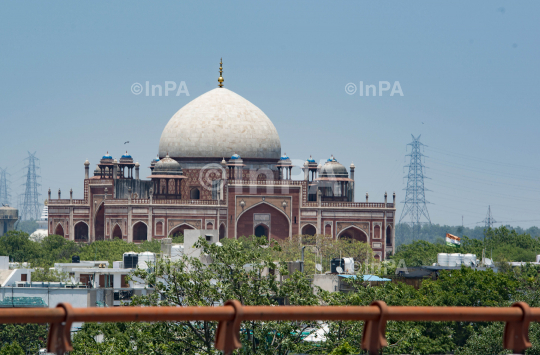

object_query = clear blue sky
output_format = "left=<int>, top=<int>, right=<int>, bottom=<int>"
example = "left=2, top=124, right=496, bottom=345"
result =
left=1, top=1, right=539, bottom=228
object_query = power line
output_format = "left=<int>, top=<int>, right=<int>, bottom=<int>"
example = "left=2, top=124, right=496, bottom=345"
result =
left=426, top=146, right=540, bottom=172
left=20, top=152, right=41, bottom=221
left=399, top=135, right=431, bottom=240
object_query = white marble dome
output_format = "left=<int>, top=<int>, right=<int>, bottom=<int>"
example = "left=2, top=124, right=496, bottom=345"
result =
left=159, top=88, right=281, bottom=160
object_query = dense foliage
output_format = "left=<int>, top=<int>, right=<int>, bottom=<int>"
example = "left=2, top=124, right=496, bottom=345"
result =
left=396, top=222, right=540, bottom=246
left=0, top=231, right=160, bottom=280
left=4, top=228, right=540, bottom=353
left=72, top=237, right=321, bottom=355
left=0, top=324, right=47, bottom=354
left=69, top=233, right=540, bottom=354
left=393, top=226, right=540, bottom=266
left=270, top=234, right=374, bottom=274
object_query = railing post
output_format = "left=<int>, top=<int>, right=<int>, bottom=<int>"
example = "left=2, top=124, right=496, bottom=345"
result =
left=362, top=301, right=388, bottom=354
left=47, top=303, right=74, bottom=354
left=215, top=300, right=243, bottom=354
left=504, top=302, right=532, bottom=354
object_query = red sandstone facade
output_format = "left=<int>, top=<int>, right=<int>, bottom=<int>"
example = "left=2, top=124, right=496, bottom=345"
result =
left=47, top=165, right=396, bottom=260
left=47, top=81, right=396, bottom=260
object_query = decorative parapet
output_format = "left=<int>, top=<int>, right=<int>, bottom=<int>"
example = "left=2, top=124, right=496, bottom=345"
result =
left=48, top=199, right=219, bottom=206
left=48, top=199, right=86, bottom=205
left=303, top=201, right=395, bottom=209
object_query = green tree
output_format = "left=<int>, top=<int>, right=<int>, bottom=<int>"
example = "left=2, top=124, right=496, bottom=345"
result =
left=272, top=234, right=373, bottom=274
left=0, top=230, right=41, bottom=262
left=72, top=237, right=322, bottom=355
left=0, top=324, right=47, bottom=354
left=0, top=342, right=24, bottom=355
left=171, top=233, right=184, bottom=243
left=75, top=238, right=161, bottom=265
left=30, top=267, right=69, bottom=282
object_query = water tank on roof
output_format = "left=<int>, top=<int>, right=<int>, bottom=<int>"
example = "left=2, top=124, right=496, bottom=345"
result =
left=448, top=253, right=462, bottom=267
left=462, top=254, right=476, bottom=267
left=536, top=255, right=540, bottom=263
left=72, top=255, right=80, bottom=263
left=123, top=252, right=139, bottom=268
left=343, top=258, right=354, bottom=274
left=331, top=258, right=344, bottom=274
left=138, top=252, right=156, bottom=269
left=437, top=253, right=448, bottom=267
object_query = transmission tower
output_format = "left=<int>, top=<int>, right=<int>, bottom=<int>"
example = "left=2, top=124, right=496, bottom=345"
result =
left=482, top=205, right=498, bottom=229
left=20, top=152, right=41, bottom=220
left=0, top=168, right=10, bottom=206
left=399, top=135, right=431, bottom=240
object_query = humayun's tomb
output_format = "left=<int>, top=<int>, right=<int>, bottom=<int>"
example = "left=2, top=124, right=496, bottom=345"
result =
left=47, top=61, right=396, bottom=260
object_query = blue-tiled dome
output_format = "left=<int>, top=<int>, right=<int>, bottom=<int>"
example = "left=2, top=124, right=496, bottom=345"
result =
left=231, top=153, right=241, bottom=160
left=102, top=152, right=113, bottom=159
left=121, top=153, right=132, bottom=159
left=153, top=157, right=160, bottom=162
left=307, top=156, right=316, bottom=163
left=279, top=153, right=290, bottom=160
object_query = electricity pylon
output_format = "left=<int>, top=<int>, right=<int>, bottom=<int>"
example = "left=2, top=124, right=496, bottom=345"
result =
left=399, top=135, right=431, bottom=240
left=20, top=152, right=41, bottom=220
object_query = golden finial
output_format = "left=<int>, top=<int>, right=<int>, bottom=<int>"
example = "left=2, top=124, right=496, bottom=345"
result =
left=218, top=58, right=224, bottom=88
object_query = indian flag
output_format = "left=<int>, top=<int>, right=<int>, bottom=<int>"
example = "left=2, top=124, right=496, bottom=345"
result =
left=446, top=233, right=461, bottom=247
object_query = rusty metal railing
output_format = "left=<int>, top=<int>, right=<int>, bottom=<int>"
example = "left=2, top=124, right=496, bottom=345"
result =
left=1, top=300, right=537, bottom=354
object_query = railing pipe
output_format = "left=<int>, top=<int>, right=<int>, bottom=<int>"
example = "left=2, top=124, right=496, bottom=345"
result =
left=0, top=302, right=535, bottom=354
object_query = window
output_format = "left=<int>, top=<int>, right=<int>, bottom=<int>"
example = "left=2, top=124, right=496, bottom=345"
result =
left=190, top=188, right=200, bottom=199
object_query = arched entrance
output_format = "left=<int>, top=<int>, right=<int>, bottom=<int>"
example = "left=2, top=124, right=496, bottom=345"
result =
left=112, top=224, right=122, bottom=239
left=74, top=222, right=88, bottom=242
left=190, top=188, right=200, bottom=199
left=133, top=222, right=147, bottom=242
left=168, top=223, right=194, bottom=238
left=254, top=224, right=269, bottom=238
left=95, top=204, right=105, bottom=241
left=386, top=225, right=392, bottom=246
left=338, top=226, right=368, bottom=243
left=236, top=203, right=290, bottom=240
left=301, top=224, right=316, bottom=236
left=54, top=224, right=64, bottom=237
left=219, top=223, right=226, bottom=240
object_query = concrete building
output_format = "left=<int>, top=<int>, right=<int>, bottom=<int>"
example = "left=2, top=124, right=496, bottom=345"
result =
left=47, top=62, right=396, bottom=260
left=0, top=205, right=18, bottom=237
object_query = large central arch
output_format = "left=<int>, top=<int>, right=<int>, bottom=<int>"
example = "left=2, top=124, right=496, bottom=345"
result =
left=236, top=202, right=290, bottom=240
